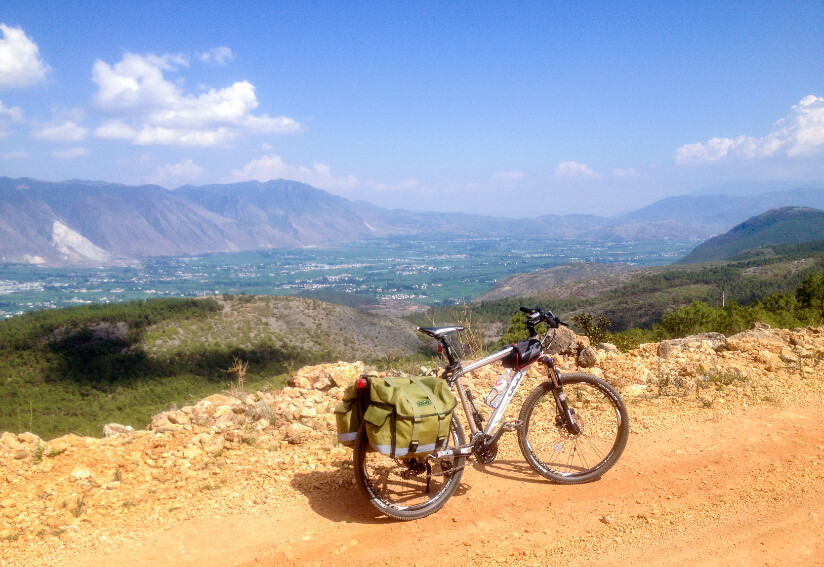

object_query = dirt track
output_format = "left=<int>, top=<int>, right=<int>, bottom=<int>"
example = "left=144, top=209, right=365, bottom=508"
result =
left=56, top=402, right=824, bottom=567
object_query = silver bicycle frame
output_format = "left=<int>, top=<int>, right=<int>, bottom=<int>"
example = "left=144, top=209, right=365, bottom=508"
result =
left=449, top=344, right=531, bottom=438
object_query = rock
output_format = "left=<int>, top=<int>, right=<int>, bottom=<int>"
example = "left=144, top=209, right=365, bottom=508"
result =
left=17, top=432, right=43, bottom=445
left=165, top=410, right=190, bottom=425
left=71, top=467, right=92, bottom=480
left=284, top=423, right=313, bottom=445
left=576, top=346, right=598, bottom=368
left=102, top=423, right=135, bottom=438
left=299, top=407, right=318, bottom=419
left=623, top=384, right=648, bottom=397
left=658, top=333, right=727, bottom=359
left=545, top=325, right=580, bottom=356
left=288, top=374, right=312, bottom=389
left=204, top=434, right=225, bottom=454
left=597, top=342, right=619, bottom=353
left=0, top=431, right=23, bottom=452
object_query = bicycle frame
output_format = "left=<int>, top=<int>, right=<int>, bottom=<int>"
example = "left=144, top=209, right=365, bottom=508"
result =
left=430, top=340, right=550, bottom=459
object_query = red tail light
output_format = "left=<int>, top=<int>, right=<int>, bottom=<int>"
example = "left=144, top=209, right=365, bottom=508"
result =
left=355, top=378, right=368, bottom=390
left=437, top=344, right=443, bottom=354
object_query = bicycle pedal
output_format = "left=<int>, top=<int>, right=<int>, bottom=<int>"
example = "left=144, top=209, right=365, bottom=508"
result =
left=501, top=420, right=522, bottom=432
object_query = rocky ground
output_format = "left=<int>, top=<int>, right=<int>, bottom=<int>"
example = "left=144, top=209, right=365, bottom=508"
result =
left=1, top=325, right=823, bottom=567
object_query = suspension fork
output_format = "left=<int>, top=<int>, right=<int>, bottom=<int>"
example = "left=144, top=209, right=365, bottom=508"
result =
left=539, top=355, right=581, bottom=436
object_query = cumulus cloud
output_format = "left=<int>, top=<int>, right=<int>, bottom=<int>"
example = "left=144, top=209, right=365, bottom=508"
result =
left=228, top=154, right=357, bottom=192
left=51, top=147, right=89, bottom=159
left=556, top=161, right=599, bottom=178
left=148, top=158, right=203, bottom=186
left=91, top=52, right=299, bottom=146
left=0, top=98, right=23, bottom=137
left=676, top=95, right=824, bottom=164
left=493, top=171, right=524, bottom=181
left=34, top=120, right=89, bottom=142
left=199, top=46, right=234, bottom=66
left=0, top=24, right=50, bottom=88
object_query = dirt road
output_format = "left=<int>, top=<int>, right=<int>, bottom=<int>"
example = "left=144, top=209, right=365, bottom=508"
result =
left=61, top=403, right=824, bottom=567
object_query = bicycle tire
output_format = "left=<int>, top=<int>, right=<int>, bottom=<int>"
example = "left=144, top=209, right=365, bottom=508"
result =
left=353, top=416, right=466, bottom=520
left=518, top=372, right=629, bottom=484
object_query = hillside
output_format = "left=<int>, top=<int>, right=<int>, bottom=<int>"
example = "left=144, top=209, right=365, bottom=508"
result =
left=1, top=325, right=822, bottom=566
left=679, top=207, right=824, bottom=264
left=3, top=176, right=824, bottom=266
left=461, top=242, right=824, bottom=334
left=0, top=296, right=422, bottom=440
left=475, top=262, right=637, bottom=302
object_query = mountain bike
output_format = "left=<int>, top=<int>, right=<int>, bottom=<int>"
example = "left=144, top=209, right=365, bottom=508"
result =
left=352, top=307, right=629, bottom=520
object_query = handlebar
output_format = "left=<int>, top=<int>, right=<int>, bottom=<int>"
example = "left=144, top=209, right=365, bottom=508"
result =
left=519, top=306, right=567, bottom=329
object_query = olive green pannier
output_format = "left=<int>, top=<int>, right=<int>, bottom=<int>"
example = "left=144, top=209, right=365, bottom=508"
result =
left=335, top=376, right=457, bottom=458
left=333, top=381, right=364, bottom=447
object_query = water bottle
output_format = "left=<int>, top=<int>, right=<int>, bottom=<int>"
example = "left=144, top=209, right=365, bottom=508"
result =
left=485, top=370, right=511, bottom=408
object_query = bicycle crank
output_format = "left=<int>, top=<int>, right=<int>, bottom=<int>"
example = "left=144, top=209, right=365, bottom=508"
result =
left=474, top=440, right=499, bottom=464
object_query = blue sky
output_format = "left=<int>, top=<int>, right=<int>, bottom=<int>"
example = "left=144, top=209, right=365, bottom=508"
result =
left=1, top=1, right=822, bottom=217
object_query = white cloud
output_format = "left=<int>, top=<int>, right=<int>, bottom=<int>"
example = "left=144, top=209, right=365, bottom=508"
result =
left=0, top=98, right=23, bottom=137
left=493, top=171, right=524, bottom=181
left=51, top=147, right=89, bottom=159
left=199, top=46, right=234, bottom=66
left=0, top=24, right=50, bottom=88
left=91, top=52, right=299, bottom=146
left=148, top=158, right=204, bottom=186
left=228, top=154, right=357, bottom=192
left=676, top=94, right=824, bottom=164
left=556, top=161, right=599, bottom=178
left=34, top=120, right=89, bottom=142
left=612, top=167, right=638, bottom=178
left=94, top=120, right=136, bottom=139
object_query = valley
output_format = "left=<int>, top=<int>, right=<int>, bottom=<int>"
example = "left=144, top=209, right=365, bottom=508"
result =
left=0, top=237, right=694, bottom=318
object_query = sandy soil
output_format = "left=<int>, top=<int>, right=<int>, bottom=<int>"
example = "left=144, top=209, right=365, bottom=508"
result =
left=54, top=402, right=824, bottom=567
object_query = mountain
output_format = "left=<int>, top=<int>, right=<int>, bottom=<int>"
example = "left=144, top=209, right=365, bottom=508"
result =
left=2, top=176, right=824, bottom=266
left=620, top=187, right=824, bottom=234
left=678, top=207, right=824, bottom=264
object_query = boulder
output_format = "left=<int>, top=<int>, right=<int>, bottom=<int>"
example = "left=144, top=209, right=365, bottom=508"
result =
left=545, top=325, right=580, bottom=356
left=576, top=346, right=598, bottom=368
left=658, top=333, right=727, bottom=359
left=102, top=423, right=135, bottom=438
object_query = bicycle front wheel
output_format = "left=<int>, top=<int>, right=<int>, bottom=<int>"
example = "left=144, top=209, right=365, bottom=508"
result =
left=518, top=372, right=628, bottom=484
left=353, top=416, right=466, bottom=521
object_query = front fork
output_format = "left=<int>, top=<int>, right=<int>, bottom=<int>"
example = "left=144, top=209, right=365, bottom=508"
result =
left=539, top=355, right=581, bottom=436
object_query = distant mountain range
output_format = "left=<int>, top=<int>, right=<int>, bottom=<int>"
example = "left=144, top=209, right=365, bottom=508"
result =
left=677, top=206, right=824, bottom=264
left=2, top=176, right=824, bottom=266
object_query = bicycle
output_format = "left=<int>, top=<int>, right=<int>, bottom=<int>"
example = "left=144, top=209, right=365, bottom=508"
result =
left=352, top=307, right=630, bottom=520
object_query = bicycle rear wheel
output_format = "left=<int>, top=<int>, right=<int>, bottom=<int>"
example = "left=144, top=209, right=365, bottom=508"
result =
left=518, top=372, right=628, bottom=484
left=353, top=416, right=465, bottom=520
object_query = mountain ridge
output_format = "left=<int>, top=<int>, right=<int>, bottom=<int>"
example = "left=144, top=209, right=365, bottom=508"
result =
left=678, top=206, right=824, bottom=264
left=2, top=176, right=823, bottom=266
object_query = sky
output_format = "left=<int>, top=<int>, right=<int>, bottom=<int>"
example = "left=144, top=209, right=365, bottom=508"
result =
left=0, top=1, right=822, bottom=217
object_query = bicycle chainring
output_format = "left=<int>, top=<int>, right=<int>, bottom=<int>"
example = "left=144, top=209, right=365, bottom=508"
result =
left=474, top=440, right=499, bottom=464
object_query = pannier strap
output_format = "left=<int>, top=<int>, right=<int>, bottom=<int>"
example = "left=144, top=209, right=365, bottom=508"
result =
left=406, top=376, right=450, bottom=454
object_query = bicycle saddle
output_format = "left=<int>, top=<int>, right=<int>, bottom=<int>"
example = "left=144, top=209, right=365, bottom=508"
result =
left=417, top=326, right=465, bottom=338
